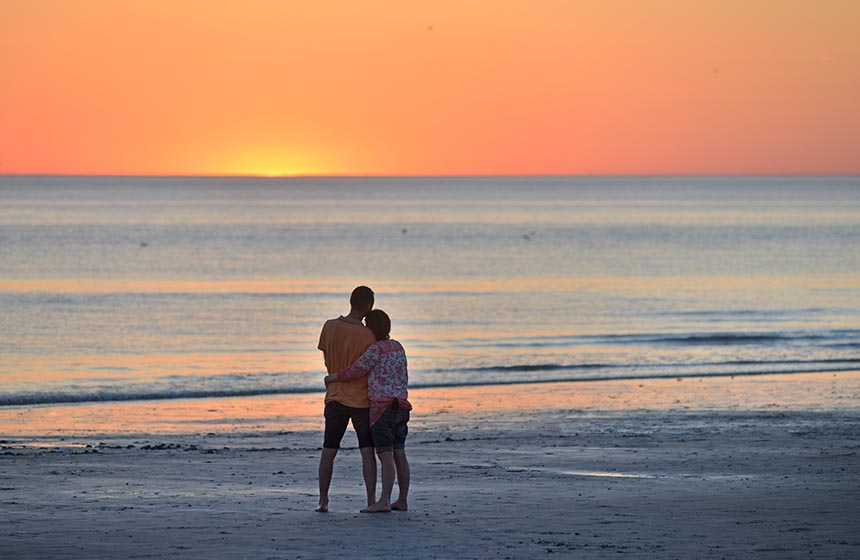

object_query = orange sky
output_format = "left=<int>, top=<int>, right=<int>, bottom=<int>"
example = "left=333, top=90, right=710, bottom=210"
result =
left=2, top=1, right=858, bottom=176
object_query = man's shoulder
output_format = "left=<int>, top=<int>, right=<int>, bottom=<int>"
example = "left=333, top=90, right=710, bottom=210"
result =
left=322, top=317, right=374, bottom=337
left=319, top=318, right=337, bottom=342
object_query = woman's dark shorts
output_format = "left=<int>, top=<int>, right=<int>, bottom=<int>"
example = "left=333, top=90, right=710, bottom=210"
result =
left=371, top=400, right=410, bottom=453
left=323, top=401, right=374, bottom=449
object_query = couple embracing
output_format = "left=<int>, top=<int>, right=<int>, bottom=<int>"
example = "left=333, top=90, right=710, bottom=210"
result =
left=316, top=286, right=412, bottom=513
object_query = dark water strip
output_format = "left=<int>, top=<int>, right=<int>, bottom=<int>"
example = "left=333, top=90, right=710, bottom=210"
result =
left=430, top=331, right=860, bottom=350
left=451, top=358, right=860, bottom=374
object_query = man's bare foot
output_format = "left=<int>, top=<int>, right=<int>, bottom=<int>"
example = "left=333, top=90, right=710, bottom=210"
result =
left=360, top=501, right=391, bottom=513
left=390, top=500, right=408, bottom=511
left=315, top=501, right=328, bottom=513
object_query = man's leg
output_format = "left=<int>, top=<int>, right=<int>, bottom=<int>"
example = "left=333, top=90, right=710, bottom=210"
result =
left=391, top=449, right=410, bottom=511
left=363, top=451, right=394, bottom=513
left=316, top=447, right=338, bottom=513
left=359, top=446, right=378, bottom=507
left=318, top=402, right=349, bottom=512
left=351, top=407, right=377, bottom=508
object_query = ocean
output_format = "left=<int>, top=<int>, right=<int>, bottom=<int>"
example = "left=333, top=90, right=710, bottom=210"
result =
left=1, top=175, right=859, bottom=407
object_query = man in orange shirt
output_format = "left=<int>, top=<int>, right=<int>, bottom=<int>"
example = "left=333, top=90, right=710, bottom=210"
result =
left=315, top=285, right=377, bottom=512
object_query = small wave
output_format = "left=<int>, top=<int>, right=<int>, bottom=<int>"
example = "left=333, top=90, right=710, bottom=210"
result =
left=433, top=358, right=860, bottom=375
left=0, top=387, right=320, bottom=407
left=598, top=332, right=839, bottom=346
left=408, top=366, right=860, bottom=390
left=715, top=358, right=860, bottom=366
left=654, top=333, right=822, bottom=345
left=2, top=362, right=858, bottom=407
left=458, top=363, right=609, bottom=373
left=664, top=308, right=826, bottom=317
left=440, top=330, right=853, bottom=350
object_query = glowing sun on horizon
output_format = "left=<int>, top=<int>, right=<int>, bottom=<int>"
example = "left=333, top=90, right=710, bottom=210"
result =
left=214, top=148, right=333, bottom=177
left=256, top=169, right=297, bottom=178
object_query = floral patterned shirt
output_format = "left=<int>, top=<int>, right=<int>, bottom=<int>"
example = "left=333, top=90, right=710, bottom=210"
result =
left=336, top=339, right=412, bottom=426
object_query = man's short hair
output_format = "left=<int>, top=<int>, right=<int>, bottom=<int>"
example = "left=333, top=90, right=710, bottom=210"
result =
left=350, top=286, right=374, bottom=310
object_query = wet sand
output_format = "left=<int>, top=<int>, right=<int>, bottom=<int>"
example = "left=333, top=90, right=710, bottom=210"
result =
left=2, top=372, right=859, bottom=559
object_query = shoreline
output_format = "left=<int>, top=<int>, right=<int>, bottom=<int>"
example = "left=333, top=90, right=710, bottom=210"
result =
left=1, top=369, right=857, bottom=443
left=3, top=364, right=860, bottom=409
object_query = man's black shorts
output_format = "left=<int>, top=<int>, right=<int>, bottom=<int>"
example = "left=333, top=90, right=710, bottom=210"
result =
left=323, top=401, right=374, bottom=449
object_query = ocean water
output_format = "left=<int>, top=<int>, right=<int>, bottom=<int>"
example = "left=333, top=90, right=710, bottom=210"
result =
left=1, top=175, right=858, bottom=407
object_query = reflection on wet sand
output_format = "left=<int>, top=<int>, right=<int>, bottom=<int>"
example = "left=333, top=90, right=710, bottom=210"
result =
left=1, top=370, right=857, bottom=440
left=510, top=467, right=657, bottom=479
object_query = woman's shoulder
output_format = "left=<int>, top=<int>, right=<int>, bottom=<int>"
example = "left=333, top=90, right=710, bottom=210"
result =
left=377, top=339, right=405, bottom=353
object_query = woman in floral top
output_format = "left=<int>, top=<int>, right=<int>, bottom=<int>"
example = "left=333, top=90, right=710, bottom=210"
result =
left=324, top=309, right=411, bottom=513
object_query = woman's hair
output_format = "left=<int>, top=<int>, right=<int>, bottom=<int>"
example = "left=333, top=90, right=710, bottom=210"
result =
left=364, top=309, right=391, bottom=341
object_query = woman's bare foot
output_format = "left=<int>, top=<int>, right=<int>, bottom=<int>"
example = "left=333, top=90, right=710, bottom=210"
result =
left=315, top=500, right=329, bottom=513
left=360, top=501, right=391, bottom=513
left=390, top=499, right=408, bottom=511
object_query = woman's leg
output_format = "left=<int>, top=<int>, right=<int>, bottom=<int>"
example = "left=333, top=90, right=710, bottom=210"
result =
left=392, top=449, right=410, bottom=510
left=362, top=451, right=395, bottom=512
left=364, top=407, right=397, bottom=513
left=391, top=408, right=410, bottom=510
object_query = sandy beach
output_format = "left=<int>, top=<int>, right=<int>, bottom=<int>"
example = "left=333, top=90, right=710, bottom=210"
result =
left=1, top=371, right=859, bottom=559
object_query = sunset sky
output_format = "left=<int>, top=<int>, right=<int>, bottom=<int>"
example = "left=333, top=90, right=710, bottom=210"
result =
left=2, top=1, right=858, bottom=176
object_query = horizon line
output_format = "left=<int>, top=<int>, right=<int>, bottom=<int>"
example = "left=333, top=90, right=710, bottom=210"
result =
left=3, top=172, right=859, bottom=179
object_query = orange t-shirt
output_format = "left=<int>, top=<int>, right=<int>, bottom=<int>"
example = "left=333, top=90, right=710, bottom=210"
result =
left=318, top=317, right=376, bottom=408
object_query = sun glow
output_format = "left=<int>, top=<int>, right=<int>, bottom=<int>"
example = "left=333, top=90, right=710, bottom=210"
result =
left=211, top=147, right=335, bottom=177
